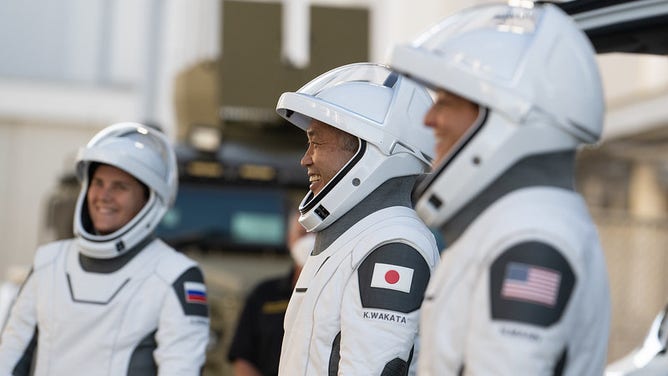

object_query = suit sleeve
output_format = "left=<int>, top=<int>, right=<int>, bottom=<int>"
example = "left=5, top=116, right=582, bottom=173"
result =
left=0, top=269, right=38, bottom=376
left=338, top=242, right=430, bottom=375
left=464, top=241, right=576, bottom=374
left=154, top=266, right=210, bottom=376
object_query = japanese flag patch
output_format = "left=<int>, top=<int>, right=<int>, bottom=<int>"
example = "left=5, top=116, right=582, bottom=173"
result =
left=370, top=263, right=414, bottom=293
left=358, top=243, right=430, bottom=313
left=184, top=281, right=207, bottom=304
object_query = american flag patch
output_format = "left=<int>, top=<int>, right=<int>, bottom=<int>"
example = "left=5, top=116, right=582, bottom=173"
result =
left=501, top=262, right=561, bottom=307
left=184, top=281, right=207, bottom=304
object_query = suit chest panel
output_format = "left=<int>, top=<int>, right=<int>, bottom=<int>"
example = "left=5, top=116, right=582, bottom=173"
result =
left=35, top=246, right=164, bottom=360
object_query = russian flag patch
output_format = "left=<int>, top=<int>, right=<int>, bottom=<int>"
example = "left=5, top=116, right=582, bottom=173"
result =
left=184, top=281, right=207, bottom=304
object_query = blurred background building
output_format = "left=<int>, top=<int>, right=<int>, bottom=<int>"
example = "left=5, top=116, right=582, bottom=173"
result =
left=0, top=0, right=666, bottom=372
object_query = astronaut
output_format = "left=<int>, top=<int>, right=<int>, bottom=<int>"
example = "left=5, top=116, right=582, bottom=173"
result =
left=275, top=63, right=440, bottom=375
left=390, top=2, right=611, bottom=375
left=0, top=123, right=210, bottom=375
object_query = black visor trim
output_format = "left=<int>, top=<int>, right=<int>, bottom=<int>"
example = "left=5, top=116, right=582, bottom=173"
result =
left=80, top=192, right=155, bottom=243
left=412, top=107, right=489, bottom=204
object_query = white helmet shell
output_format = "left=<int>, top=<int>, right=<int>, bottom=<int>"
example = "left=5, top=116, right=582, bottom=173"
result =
left=73, top=122, right=178, bottom=258
left=276, top=63, right=435, bottom=231
left=390, top=3, right=604, bottom=227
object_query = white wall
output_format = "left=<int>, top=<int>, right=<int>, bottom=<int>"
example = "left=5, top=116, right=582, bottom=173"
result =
left=0, top=0, right=217, bottom=274
left=0, top=121, right=98, bottom=269
left=0, top=82, right=139, bottom=273
left=599, top=54, right=668, bottom=140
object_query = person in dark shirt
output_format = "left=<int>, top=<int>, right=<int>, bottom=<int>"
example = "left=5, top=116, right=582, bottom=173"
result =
left=227, top=213, right=314, bottom=376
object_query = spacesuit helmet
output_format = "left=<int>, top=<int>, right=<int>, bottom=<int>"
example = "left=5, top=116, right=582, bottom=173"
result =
left=276, top=62, right=435, bottom=231
left=73, top=122, right=178, bottom=258
left=390, top=2, right=604, bottom=227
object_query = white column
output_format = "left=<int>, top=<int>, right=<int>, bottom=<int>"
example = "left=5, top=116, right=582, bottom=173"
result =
left=154, top=0, right=222, bottom=139
left=629, top=161, right=667, bottom=220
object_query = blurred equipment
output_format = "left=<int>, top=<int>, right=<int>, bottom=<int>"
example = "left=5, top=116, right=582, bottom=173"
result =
left=156, top=124, right=307, bottom=376
left=41, top=0, right=373, bottom=374
left=169, top=1, right=372, bottom=373
left=43, top=173, right=80, bottom=240
left=606, top=302, right=668, bottom=375
left=218, top=0, right=368, bottom=130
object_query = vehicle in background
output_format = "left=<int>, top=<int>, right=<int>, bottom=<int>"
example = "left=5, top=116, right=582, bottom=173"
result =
left=556, top=0, right=668, bottom=374
left=158, top=123, right=308, bottom=375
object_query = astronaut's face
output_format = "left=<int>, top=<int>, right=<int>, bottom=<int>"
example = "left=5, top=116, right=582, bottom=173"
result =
left=423, top=89, right=480, bottom=168
left=300, top=120, right=358, bottom=196
left=86, top=164, right=148, bottom=235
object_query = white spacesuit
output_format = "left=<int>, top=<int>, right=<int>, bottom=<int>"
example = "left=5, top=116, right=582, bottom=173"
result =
left=415, top=187, right=609, bottom=375
left=0, top=123, right=209, bottom=375
left=281, top=206, right=438, bottom=376
left=390, top=3, right=611, bottom=375
left=275, top=63, right=440, bottom=375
